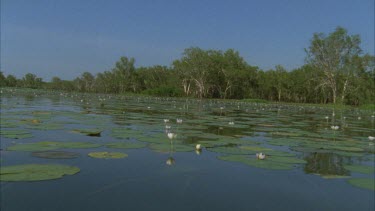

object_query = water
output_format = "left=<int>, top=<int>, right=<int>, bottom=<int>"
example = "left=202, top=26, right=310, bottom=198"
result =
left=1, top=89, right=374, bottom=211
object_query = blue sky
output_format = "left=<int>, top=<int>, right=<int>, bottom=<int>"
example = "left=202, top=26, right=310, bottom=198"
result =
left=1, top=0, right=374, bottom=80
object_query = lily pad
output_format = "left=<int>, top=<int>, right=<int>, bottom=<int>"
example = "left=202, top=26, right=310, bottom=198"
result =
left=111, top=128, right=145, bottom=139
left=71, top=129, right=102, bottom=137
left=347, top=178, right=375, bottom=190
left=218, top=154, right=295, bottom=170
left=344, top=165, right=375, bottom=174
left=313, top=174, right=351, bottom=179
left=267, top=156, right=307, bottom=164
left=148, top=143, right=194, bottom=153
left=26, top=123, right=63, bottom=130
left=7, top=141, right=101, bottom=152
left=0, top=164, right=80, bottom=181
left=7, top=142, right=60, bottom=151
left=0, top=130, right=33, bottom=139
left=88, top=151, right=128, bottom=159
left=31, top=151, right=80, bottom=159
left=106, top=142, right=147, bottom=149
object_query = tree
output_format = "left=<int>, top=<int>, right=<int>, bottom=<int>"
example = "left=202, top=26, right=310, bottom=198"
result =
left=22, top=73, right=43, bottom=88
left=50, top=77, right=62, bottom=90
left=112, top=57, right=136, bottom=93
left=6, top=75, right=18, bottom=87
left=0, top=72, right=6, bottom=87
left=173, top=47, right=212, bottom=98
left=305, top=27, right=362, bottom=104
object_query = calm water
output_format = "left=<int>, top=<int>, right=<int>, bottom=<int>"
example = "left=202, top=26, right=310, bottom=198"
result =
left=1, top=89, right=374, bottom=211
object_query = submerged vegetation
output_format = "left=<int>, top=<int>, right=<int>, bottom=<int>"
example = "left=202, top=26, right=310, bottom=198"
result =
left=1, top=27, right=374, bottom=106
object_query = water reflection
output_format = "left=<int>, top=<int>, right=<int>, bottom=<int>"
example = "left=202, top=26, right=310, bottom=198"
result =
left=304, top=152, right=350, bottom=176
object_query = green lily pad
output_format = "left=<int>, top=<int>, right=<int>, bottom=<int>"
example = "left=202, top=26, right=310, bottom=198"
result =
left=58, top=142, right=101, bottom=149
left=267, top=156, right=307, bottom=164
left=31, top=151, right=80, bottom=159
left=106, top=142, right=147, bottom=149
left=218, top=154, right=295, bottom=170
left=311, top=174, right=351, bottom=179
left=111, top=128, right=145, bottom=139
left=208, top=146, right=254, bottom=155
left=0, top=164, right=80, bottom=181
left=344, top=165, right=375, bottom=174
left=20, top=119, right=43, bottom=124
left=7, top=142, right=60, bottom=151
left=0, top=130, right=33, bottom=139
left=0, top=120, right=18, bottom=128
left=347, top=178, right=375, bottom=190
left=26, top=123, right=63, bottom=130
left=88, top=151, right=128, bottom=159
left=7, top=141, right=101, bottom=152
left=148, top=143, right=194, bottom=153
left=71, top=129, right=102, bottom=136
left=239, top=145, right=273, bottom=151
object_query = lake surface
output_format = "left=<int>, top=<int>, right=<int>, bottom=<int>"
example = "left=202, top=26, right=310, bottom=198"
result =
left=1, top=89, right=374, bottom=211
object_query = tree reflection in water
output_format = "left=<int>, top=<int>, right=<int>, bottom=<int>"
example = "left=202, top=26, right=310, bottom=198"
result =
left=304, top=152, right=350, bottom=176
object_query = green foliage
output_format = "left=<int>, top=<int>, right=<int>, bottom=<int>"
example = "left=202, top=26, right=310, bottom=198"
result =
left=142, top=86, right=183, bottom=97
left=21, top=73, right=44, bottom=89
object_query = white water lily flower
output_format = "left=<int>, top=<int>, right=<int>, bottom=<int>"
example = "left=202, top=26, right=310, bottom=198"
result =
left=369, top=136, right=375, bottom=141
left=167, top=132, right=176, bottom=139
left=325, top=116, right=329, bottom=119
left=228, top=121, right=234, bottom=125
left=330, top=126, right=339, bottom=130
left=196, top=144, right=201, bottom=150
left=165, top=125, right=171, bottom=129
left=164, top=119, right=169, bottom=123
left=176, top=118, right=183, bottom=124
left=256, top=153, right=266, bottom=160
left=166, top=157, right=175, bottom=165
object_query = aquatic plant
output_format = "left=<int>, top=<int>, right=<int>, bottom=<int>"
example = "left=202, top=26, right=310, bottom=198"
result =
left=0, top=164, right=80, bottom=181
left=31, top=151, right=80, bottom=159
left=88, top=151, right=128, bottom=159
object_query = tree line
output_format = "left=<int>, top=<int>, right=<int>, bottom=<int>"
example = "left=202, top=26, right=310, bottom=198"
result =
left=1, top=27, right=374, bottom=105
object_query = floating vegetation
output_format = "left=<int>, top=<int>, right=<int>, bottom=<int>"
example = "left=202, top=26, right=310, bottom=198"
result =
left=20, top=119, right=42, bottom=124
left=111, top=128, right=145, bottom=140
left=7, top=141, right=101, bottom=151
left=71, top=128, right=102, bottom=136
left=106, top=142, right=147, bottom=149
left=26, top=123, right=63, bottom=130
left=148, top=143, right=193, bottom=153
left=347, top=178, right=375, bottom=190
left=315, top=174, right=351, bottom=179
left=31, top=151, right=80, bottom=159
left=0, top=119, right=18, bottom=128
left=218, top=155, right=296, bottom=170
left=0, top=130, right=33, bottom=139
left=0, top=164, right=80, bottom=181
left=344, top=165, right=375, bottom=174
left=88, top=151, right=128, bottom=159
